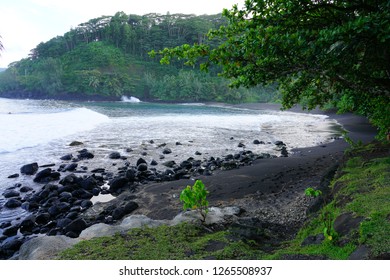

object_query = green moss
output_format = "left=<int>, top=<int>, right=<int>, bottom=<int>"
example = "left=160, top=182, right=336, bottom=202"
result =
left=58, top=223, right=266, bottom=260
left=268, top=241, right=356, bottom=260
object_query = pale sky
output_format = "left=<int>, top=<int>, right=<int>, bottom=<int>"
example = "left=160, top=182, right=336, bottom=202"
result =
left=0, top=0, right=245, bottom=68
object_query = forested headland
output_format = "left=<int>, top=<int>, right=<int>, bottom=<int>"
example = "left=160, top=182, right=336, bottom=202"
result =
left=0, top=12, right=278, bottom=103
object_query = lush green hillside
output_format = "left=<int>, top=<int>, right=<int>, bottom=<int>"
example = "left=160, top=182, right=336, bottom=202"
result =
left=0, top=12, right=279, bottom=102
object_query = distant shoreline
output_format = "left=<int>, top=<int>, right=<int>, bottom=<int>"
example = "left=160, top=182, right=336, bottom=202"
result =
left=0, top=92, right=275, bottom=105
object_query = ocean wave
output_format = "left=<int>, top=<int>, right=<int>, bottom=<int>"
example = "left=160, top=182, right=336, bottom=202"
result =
left=179, top=102, right=206, bottom=106
left=121, top=96, right=141, bottom=103
left=0, top=107, right=109, bottom=153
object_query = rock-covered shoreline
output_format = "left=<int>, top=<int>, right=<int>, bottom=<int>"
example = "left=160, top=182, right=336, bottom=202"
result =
left=0, top=103, right=379, bottom=260
left=0, top=139, right=288, bottom=259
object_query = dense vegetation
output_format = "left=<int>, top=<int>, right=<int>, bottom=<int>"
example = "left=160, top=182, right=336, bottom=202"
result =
left=153, top=0, right=390, bottom=138
left=0, top=12, right=279, bottom=103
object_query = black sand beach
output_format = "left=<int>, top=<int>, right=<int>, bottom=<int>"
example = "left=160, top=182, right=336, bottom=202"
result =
left=131, top=104, right=377, bottom=230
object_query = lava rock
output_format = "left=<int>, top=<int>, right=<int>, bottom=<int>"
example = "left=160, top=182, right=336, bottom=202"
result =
left=349, top=245, right=370, bottom=260
left=62, top=163, right=78, bottom=172
left=79, top=176, right=98, bottom=191
left=150, top=159, right=158, bottom=166
left=1, top=238, right=23, bottom=252
left=136, top=158, right=147, bottom=166
left=66, top=231, right=80, bottom=238
left=225, top=154, right=234, bottom=160
left=21, top=202, right=39, bottom=211
left=164, top=169, right=175, bottom=177
left=301, top=234, right=325, bottom=246
left=66, top=212, right=79, bottom=220
left=253, top=140, right=265, bottom=145
left=5, top=198, right=22, bottom=208
left=274, top=140, right=285, bottom=146
left=238, top=143, right=245, bottom=148
left=92, top=188, right=101, bottom=196
left=91, top=168, right=105, bottom=173
left=108, top=177, right=129, bottom=193
left=109, top=152, right=121, bottom=159
left=163, top=160, right=176, bottom=168
left=48, top=205, right=61, bottom=217
left=3, top=225, right=19, bottom=237
left=3, top=190, right=20, bottom=198
left=59, top=173, right=80, bottom=186
left=33, top=168, right=60, bottom=183
left=7, top=174, right=19, bottom=179
left=137, top=163, right=148, bottom=172
left=20, top=162, right=39, bottom=175
left=64, top=218, right=87, bottom=235
left=70, top=206, right=82, bottom=212
left=57, top=218, right=73, bottom=229
left=69, top=141, right=84, bottom=146
left=35, top=213, right=51, bottom=225
left=59, top=191, right=73, bottom=200
left=20, top=215, right=37, bottom=234
left=80, top=200, right=93, bottom=209
left=72, top=189, right=93, bottom=200
left=125, top=169, right=136, bottom=182
left=60, top=154, right=73, bottom=160
left=173, top=169, right=189, bottom=180
left=162, top=148, right=172, bottom=154
left=221, top=161, right=238, bottom=170
left=58, top=202, right=71, bottom=213
left=20, top=186, right=33, bottom=193
left=112, top=202, right=139, bottom=220
left=180, top=160, right=193, bottom=170
left=334, top=212, right=363, bottom=237
left=195, top=151, right=202, bottom=155
left=77, top=149, right=94, bottom=160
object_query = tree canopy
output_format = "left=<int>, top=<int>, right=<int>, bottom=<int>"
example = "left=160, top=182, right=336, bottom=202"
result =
left=152, top=0, right=390, bottom=138
left=0, top=12, right=278, bottom=103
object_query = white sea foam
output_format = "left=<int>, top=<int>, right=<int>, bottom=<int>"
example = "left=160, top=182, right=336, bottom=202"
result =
left=179, top=103, right=206, bottom=106
left=0, top=99, right=343, bottom=223
left=121, top=96, right=141, bottom=103
left=0, top=107, right=109, bottom=153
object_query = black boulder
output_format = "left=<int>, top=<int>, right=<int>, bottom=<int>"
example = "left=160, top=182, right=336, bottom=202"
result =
left=20, top=163, right=39, bottom=175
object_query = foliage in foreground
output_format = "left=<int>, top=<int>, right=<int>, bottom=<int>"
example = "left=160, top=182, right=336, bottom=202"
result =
left=152, top=0, right=390, bottom=138
left=180, top=180, right=209, bottom=223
